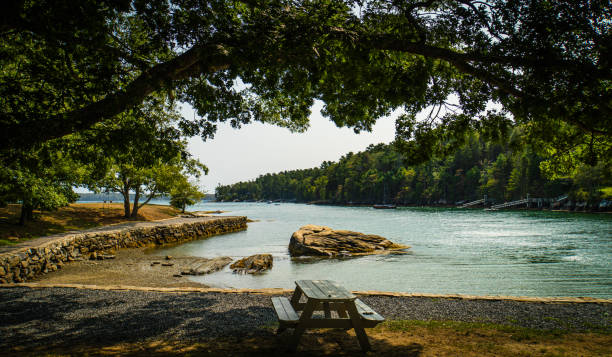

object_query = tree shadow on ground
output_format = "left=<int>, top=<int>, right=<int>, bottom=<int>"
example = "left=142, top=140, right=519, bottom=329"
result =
left=7, top=330, right=424, bottom=356
left=1, top=288, right=423, bottom=356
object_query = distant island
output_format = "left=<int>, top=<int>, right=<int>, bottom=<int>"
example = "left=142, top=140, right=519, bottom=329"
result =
left=78, top=193, right=215, bottom=203
left=215, top=135, right=611, bottom=212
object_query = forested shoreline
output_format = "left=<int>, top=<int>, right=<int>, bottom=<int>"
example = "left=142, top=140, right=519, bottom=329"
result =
left=216, top=132, right=611, bottom=211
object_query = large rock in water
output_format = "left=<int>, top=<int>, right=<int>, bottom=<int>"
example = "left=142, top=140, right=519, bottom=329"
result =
left=289, top=225, right=409, bottom=257
left=230, top=254, right=273, bottom=274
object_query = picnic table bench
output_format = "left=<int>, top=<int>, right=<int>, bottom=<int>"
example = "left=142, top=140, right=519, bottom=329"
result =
left=271, top=279, right=384, bottom=351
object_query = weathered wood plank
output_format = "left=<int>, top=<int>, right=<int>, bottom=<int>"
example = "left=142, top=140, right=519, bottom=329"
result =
left=296, top=280, right=320, bottom=299
left=322, top=280, right=355, bottom=299
left=272, top=297, right=289, bottom=320
left=271, top=297, right=299, bottom=323
left=296, top=280, right=355, bottom=301
left=279, top=297, right=299, bottom=321
left=355, top=299, right=385, bottom=322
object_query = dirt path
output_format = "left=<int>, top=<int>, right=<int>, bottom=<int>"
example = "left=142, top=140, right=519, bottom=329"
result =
left=0, top=215, right=225, bottom=255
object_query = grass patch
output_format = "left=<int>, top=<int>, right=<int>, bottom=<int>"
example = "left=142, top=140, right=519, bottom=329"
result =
left=376, top=319, right=610, bottom=356
left=382, top=319, right=566, bottom=339
left=374, top=319, right=611, bottom=356
left=10, top=321, right=612, bottom=356
left=0, top=203, right=181, bottom=245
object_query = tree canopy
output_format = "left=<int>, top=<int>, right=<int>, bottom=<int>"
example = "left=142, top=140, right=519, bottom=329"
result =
left=79, top=98, right=207, bottom=218
left=2, top=0, right=610, bottom=171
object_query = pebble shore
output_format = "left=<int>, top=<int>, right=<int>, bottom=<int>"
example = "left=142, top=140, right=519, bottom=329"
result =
left=1, top=286, right=610, bottom=352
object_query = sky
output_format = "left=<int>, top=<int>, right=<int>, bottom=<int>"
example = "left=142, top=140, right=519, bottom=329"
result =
left=183, top=101, right=398, bottom=193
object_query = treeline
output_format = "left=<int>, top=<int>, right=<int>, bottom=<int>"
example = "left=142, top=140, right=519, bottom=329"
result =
left=216, top=132, right=611, bottom=208
left=77, top=193, right=215, bottom=203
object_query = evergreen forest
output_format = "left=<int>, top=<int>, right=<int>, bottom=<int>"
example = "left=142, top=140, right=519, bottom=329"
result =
left=215, top=131, right=611, bottom=210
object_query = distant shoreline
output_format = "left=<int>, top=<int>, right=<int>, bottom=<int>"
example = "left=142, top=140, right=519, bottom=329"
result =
left=212, top=200, right=611, bottom=213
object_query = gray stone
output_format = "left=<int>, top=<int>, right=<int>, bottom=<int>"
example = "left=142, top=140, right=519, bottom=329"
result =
left=289, top=225, right=410, bottom=257
left=182, top=257, right=232, bottom=275
left=230, top=254, right=273, bottom=274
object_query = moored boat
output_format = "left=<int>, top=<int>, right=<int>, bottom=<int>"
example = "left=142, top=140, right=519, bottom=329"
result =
left=372, top=204, right=397, bottom=209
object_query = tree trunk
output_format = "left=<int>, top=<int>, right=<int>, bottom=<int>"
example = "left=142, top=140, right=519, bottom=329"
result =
left=132, top=191, right=155, bottom=218
left=19, top=203, right=33, bottom=226
left=121, top=178, right=131, bottom=218
left=122, top=193, right=131, bottom=218
left=131, top=188, right=141, bottom=218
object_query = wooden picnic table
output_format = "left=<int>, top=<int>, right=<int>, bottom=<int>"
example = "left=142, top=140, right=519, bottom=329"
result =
left=271, top=280, right=384, bottom=351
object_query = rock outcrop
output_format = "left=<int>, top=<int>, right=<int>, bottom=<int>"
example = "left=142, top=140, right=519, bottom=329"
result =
left=230, top=254, right=273, bottom=274
left=289, top=225, right=409, bottom=257
left=181, top=256, right=233, bottom=275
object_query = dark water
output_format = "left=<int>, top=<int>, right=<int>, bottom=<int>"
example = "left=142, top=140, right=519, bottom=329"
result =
left=155, top=202, right=612, bottom=298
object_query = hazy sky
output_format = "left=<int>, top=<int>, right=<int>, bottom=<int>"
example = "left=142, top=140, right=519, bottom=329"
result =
left=184, top=101, right=398, bottom=193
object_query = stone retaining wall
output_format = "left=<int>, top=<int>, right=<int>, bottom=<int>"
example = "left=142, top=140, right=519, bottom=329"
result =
left=0, top=216, right=247, bottom=284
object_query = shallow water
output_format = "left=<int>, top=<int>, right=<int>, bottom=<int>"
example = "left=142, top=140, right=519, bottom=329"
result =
left=153, top=202, right=612, bottom=298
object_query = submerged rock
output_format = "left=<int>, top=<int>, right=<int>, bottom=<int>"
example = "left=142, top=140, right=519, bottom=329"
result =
left=230, top=254, right=273, bottom=274
left=181, top=256, right=233, bottom=275
left=289, top=225, right=409, bottom=257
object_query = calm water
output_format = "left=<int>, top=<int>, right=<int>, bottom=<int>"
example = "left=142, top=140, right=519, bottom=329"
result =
left=154, top=202, right=612, bottom=298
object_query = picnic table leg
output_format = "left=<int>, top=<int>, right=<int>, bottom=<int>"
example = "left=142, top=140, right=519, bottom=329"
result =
left=289, top=300, right=316, bottom=351
left=345, top=302, right=372, bottom=351
left=290, top=286, right=303, bottom=310
left=323, top=302, right=331, bottom=318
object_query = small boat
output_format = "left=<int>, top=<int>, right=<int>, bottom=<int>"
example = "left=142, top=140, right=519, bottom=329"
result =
left=373, top=204, right=397, bottom=209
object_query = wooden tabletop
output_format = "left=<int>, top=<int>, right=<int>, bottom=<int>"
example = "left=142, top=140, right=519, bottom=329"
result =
left=295, top=280, right=355, bottom=301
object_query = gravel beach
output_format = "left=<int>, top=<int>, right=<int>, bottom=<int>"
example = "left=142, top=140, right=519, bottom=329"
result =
left=1, top=286, right=610, bottom=354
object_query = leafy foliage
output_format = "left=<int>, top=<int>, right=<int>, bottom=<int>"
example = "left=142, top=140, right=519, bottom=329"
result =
left=170, top=178, right=205, bottom=213
left=80, top=99, right=208, bottom=218
left=0, top=143, right=83, bottom=224
left=1, top=0, right=609, bottom=171
left=1, top=0, right=609, bottom=220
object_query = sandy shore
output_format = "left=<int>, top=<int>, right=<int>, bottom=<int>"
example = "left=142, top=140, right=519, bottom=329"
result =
left=29, top=247, right=231, bottom=288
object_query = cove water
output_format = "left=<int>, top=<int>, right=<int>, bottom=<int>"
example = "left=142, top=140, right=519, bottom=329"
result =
left=153, top=202, right=612, bottom=298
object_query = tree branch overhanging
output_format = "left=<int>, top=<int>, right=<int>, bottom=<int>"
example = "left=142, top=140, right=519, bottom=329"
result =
left=1, top=43, right=231, bottom=151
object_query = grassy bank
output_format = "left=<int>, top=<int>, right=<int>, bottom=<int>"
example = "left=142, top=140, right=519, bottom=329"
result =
left=0, top=203, right=181, bottom=246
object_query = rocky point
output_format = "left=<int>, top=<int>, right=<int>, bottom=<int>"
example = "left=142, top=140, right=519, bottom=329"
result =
left=289, top=225, right=409, bottom=257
